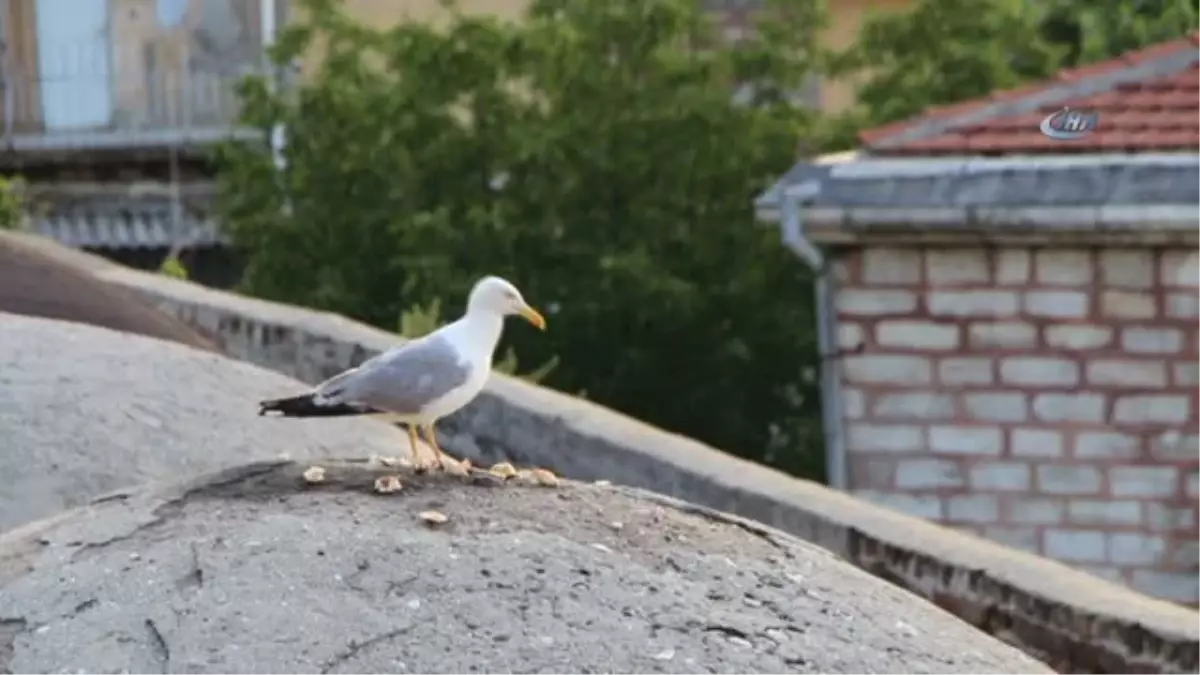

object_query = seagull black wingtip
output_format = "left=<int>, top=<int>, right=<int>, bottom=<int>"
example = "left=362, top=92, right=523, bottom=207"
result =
left=257, top=393, right=379, bottom=418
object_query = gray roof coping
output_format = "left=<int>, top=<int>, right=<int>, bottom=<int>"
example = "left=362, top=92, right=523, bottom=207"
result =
left=755, top=153, right=1200, bottom=241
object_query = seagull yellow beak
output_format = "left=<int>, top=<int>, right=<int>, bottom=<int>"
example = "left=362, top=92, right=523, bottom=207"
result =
left=518, top=304, right=547, bottom=331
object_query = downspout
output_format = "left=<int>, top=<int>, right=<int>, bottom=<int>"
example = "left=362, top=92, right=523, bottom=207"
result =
left=261, top=0, right=286, bottom=173
left=780, top=183, right=847, bottom=490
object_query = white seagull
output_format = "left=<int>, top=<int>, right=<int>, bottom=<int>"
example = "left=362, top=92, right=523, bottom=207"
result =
left=258, top=276, right=546, bottom=469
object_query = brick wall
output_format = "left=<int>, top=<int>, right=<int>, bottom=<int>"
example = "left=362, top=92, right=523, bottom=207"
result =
left=835, top=245, right=1199, bottom=605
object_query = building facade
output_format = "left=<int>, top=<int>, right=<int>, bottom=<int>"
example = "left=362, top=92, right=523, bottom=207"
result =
left=0, top=0, right=269, bottom=284
left=758, top=36, right=1200, bottom=604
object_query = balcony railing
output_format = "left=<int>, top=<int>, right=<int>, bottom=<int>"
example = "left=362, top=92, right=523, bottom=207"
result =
left=0, top=63, right=266, bottom=151
left=0, top=0, right=269, bottom=152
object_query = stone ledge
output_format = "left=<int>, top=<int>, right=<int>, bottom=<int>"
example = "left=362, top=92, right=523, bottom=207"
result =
left=35, top=236, right=1200, bottom=674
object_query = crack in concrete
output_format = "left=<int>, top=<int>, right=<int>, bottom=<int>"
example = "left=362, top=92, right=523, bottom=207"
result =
left=72, top=598, right=98, bottom=615
left=176, top=543, right=205, bottom=591
left=650, top=612, right=818, bottom=664
left=72, top=515, right=170, bottom=559
left=71, top=464, right=286, bottom=561
left=703, top=623, right=752, bottom=641
left=1, top=593, right=109, bottom=672
left=0, top=618, right=28, bottom=675
left=627, top=491, right=794, bottom=554
left=319, top=625, right=414, bottom=674
left=144, top=618, right=171, bottom=673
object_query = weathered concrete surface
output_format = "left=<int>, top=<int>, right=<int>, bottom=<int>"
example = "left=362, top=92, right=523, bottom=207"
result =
left=0, top=232, right=215, bottom=351
left=0, top=459, right=1053, bottom=674
left=14, top=234, right=1200, bottom=673
left=0, top=313, right=435, bottom=533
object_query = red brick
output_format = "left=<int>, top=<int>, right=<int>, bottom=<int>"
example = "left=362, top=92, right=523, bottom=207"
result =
left=847, top=456, right=896, bottom=490
left=835, top=245, right=1199, bottom=605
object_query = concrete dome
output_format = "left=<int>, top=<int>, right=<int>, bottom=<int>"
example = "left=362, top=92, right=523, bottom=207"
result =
left=0, top=459, right=1052, bottom=674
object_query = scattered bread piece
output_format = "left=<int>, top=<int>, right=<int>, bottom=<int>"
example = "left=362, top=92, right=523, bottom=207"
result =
left=441, top=458, right=470, bottom=478
left=532, top=468, right=560, bottom=487
left=488, top=461, right=518, bottom=479
left=373, top=475, right=403, bottom=494
left=419, top=510, right=449, bottom=526
left=302, top=466, right=326, bottom=484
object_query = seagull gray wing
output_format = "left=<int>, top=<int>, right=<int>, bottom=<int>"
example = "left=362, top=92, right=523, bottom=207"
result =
left=310, top=351, right=384, bottom=399
left=331, top=333, right=473, bottom=416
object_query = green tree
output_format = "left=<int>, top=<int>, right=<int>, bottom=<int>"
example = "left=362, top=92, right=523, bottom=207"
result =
left=0, top=176, right=25, bottom=230
left=217, top=0, right=830, bottom=478
left=829, top=0, right=1063, bottom=130
left=1040, top=0, right=1199, bottom=67
left=158, top=254, right=190, bottom=280
left=831, top=0, right=1198, bottom=132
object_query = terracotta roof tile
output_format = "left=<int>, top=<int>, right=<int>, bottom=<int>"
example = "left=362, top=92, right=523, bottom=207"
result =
left=862, top=36, right=1200, bottom=155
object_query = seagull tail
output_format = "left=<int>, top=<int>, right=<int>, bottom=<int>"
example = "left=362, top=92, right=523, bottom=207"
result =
left=257, top=393, right=376, bottom=418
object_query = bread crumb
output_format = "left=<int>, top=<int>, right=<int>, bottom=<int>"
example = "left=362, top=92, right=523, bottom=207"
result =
left=532, top=468, right=559, bottom=487
left=442, top=458, right=470, bottom=478
left=420, top=510, right=449, bottom=526
left=374, top=475, right=403, bottom=494
left=302, top=466, right=326, bottom=484
left=488, top=461, right=517, bottom=479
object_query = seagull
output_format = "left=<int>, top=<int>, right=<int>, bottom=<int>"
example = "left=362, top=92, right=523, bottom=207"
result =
left=258, top=276, right=546, bottom=470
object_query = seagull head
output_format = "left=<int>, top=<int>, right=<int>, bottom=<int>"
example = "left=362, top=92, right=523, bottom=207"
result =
left=466, top=276, right=546, bottom=330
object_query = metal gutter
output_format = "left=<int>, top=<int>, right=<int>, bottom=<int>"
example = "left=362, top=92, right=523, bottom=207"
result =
left=262, top=0, right=287, bottom=172
left=780, top=181, right=847, bottom=490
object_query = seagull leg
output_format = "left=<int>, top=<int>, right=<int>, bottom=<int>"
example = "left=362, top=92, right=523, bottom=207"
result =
left=405, top=424, right=426, bottom=469
left=420, top=424, right=458, bottom=472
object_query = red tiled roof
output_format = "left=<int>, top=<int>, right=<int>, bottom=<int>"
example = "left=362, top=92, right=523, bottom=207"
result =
left=861, top=34, right=1200, bottom=156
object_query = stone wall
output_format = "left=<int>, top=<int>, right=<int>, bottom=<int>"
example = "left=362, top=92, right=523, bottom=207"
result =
left=833, top=246, right=1199, bottom=606
left=14, top=231, right=1194, bottom=673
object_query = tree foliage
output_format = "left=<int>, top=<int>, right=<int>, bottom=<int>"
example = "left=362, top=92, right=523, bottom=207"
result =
left=832, top=0, right=1199, bottom=130
left=830, top=0, right=1061, bottom=129
left=0, top=176, right=25, bottom=230
left=1040, top=0, right=1199, bottom=68
left=216, top=0, right=829, bottom=478
left=158, top=254, right=190, bottom=280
